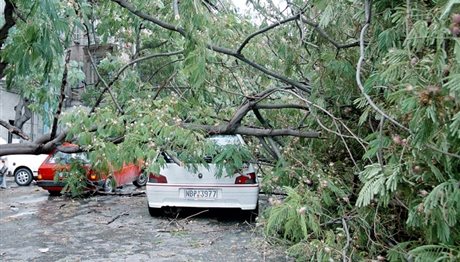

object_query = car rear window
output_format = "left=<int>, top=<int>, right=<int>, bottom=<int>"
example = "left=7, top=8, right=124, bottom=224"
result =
left=48, top=151, right=89, bottom=164
left=207, top=135, right=242, bottom=146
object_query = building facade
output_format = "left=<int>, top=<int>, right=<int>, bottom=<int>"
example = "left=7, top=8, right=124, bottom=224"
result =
left=0, top=84, right=44, bottom=142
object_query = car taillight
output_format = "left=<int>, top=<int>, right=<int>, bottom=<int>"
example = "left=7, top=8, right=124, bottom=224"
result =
left=148, top=173, right=167, bottom=183
left=235, top=172, right=256, bottom=184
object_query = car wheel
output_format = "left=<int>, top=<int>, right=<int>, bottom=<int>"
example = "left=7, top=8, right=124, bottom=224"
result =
left=48, top=190, right=61, bottom=196
left=148, top=205, right=163, bottom=217
left=133, top=171, right=148, bottom=187
left=14, top=167, right=33, bottom=186
left=104, top=177, right=115, bottom=193
left=241, top=204, right=259, bottom=223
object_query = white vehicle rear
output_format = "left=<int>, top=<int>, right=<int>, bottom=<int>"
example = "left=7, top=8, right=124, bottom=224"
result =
left=146, top=135, right=259, bottom=219
left=5, top=154, right=48, bottom=186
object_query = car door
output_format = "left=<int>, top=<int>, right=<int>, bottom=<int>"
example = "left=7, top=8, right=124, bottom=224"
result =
left=112, top=163, right=140, bottom=186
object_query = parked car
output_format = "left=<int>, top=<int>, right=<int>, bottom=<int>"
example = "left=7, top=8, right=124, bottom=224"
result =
left=6, top=154, right=49, bottom=186
left=0, top=138, right=49, bottom=186
left=37, top=148, right=148, bottom=196
left=146, top=135, right=259, bottom=221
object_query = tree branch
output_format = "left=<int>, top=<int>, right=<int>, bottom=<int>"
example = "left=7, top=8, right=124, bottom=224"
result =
left=281, top=89, right=369, bottom=149
left=237, top=14, right=301, bottom=54
left=145, top=58, right=184, bottom=86
left=0, top=0, right=18, bottom=78
left=13, top=97, right=32, bottom=130
left=86, top=45, right=125, bottom=115
left=258, top=137, right=280, bottom=160
left=254, top=103, right=309, bottom=111
left=0, top=0, right=15, bottom=46
left=0, top=129, right=68, bottom=156
left=300, top=16, right=360, bottom=49
left=226, top=102, right=252, bottom=132
left=153, top=72, right=178, bottom=100
left=354, top=1, right=460, bottom=160
left=355, top=2, right=410, bottom=133
left=173, top=0, right=180, bottom=20
left=342, top=218, right=351, bottom=262
left=0, top=120, right=30, bottom=140
left=112, top=0, right=186, bottom=35
left=181, top=123, right=320, bottom=138
left=253, top=109, right=282, bottom=160
left=235, top=54, right=311, bottom=93
left=111, top=50, right=183, bottom=86
left=50, top=50, right=71, bottom=140
left=0, top=142, right=43, bottom=156
left=225, top=87, right=297, bottom=132
left=89, top=49, right=183, bottom=114
left=110, top=0, right=311, bottom=94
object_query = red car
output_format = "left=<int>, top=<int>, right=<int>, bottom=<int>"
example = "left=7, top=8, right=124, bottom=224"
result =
left=36, top=149, right=147, bottom=196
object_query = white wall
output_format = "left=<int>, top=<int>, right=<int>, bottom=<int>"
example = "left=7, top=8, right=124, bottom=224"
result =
left=0, top=87, right=45, bottom=142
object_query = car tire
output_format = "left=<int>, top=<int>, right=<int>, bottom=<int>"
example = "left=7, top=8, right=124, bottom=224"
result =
left=148, top=205, right=163, bottom=217
left=241, top=204, right=259, bottom=223
left=133, top=171, right=148, bottom=187
left=14, top=167, right=33, bottom=186
left=104, top=177, right=115, bottom=193
left=48, top=190, right=61, bottom=196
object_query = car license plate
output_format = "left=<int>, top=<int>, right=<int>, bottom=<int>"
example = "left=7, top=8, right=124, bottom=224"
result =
left=184, top=189, right=218, bottom=200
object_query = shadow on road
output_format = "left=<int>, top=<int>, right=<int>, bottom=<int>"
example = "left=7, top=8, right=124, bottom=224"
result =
left=157, top=207, right=258, bottom=223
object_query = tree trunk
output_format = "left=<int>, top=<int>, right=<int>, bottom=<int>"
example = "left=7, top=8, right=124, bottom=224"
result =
left=13, top=97, right=32, bottom=131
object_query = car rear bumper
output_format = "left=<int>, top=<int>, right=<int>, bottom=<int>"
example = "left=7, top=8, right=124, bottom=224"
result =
left=146, top=183, right=259, bottom=210
left=36, top=180, right=105, bottom=190
left=36, top=180, right=66, bottom=192
left=36, top=180, right=67, bottom=188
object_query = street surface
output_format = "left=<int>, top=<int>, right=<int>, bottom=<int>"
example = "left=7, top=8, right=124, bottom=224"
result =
left=0, top=176, right=288, bottom=261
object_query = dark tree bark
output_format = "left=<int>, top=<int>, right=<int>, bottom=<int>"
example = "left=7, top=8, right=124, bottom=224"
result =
left=0, top=0, right=16, bottom=78
left=50, top=50, right=71, bottom=140
left=0, top=119, right=29, bottom=140
left=13, top=97, right=32, bottom=130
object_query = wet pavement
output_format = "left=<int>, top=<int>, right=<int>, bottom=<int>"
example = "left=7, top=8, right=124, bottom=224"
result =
left=0, top=176, right=288, bottom=261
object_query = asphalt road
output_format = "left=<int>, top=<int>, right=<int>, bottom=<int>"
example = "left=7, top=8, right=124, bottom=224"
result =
left=0, top=176, right=288, bottom=262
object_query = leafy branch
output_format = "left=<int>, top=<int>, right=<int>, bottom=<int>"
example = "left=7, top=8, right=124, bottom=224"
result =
left=50, top=50, right=71, bottom=140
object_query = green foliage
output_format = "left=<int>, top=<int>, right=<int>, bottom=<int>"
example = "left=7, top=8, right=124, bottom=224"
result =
left=264, top=186, right=351, bottom=260
left=3, top=0, right=72, bottom=83
left=408, top=244, right=460, bottom=262
left=212, top=143, right=253, bottom=178
left=356, top=163, right=402, bottom=207
left=3, top=0, right=460, bottom=260
left=406, top=179, right=460, bottom=244
left=57, top=158, right=89, bottom=198
left=265, top=187, right=322, bottom=242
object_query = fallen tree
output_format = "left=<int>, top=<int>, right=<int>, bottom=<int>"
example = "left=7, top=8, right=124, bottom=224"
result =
left=1, top=1, right=459, bottom=261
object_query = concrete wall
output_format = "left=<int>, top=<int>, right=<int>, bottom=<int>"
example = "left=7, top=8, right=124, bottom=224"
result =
left=0, top=86, right=45, bottom=142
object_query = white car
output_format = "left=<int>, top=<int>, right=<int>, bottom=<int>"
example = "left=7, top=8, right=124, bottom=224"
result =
left=0, top=138, right=48, bottom=186
left=5, top=154, right=48, bottom=186
left=146, top=135, right=259, bottom=221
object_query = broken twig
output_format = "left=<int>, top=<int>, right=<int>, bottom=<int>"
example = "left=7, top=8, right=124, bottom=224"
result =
left=181, top=209, right=209, bottom=222
left=107, top=212, right=129, bottom=224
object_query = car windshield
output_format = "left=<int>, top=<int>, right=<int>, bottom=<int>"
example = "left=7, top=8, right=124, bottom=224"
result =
left=48, top=151, right=89, bottom=164
left=161, top=135, right=244, bottom=164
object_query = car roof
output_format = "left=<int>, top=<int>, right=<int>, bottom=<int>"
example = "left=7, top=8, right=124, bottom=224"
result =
left=207, top=135, right=244, bottom=146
